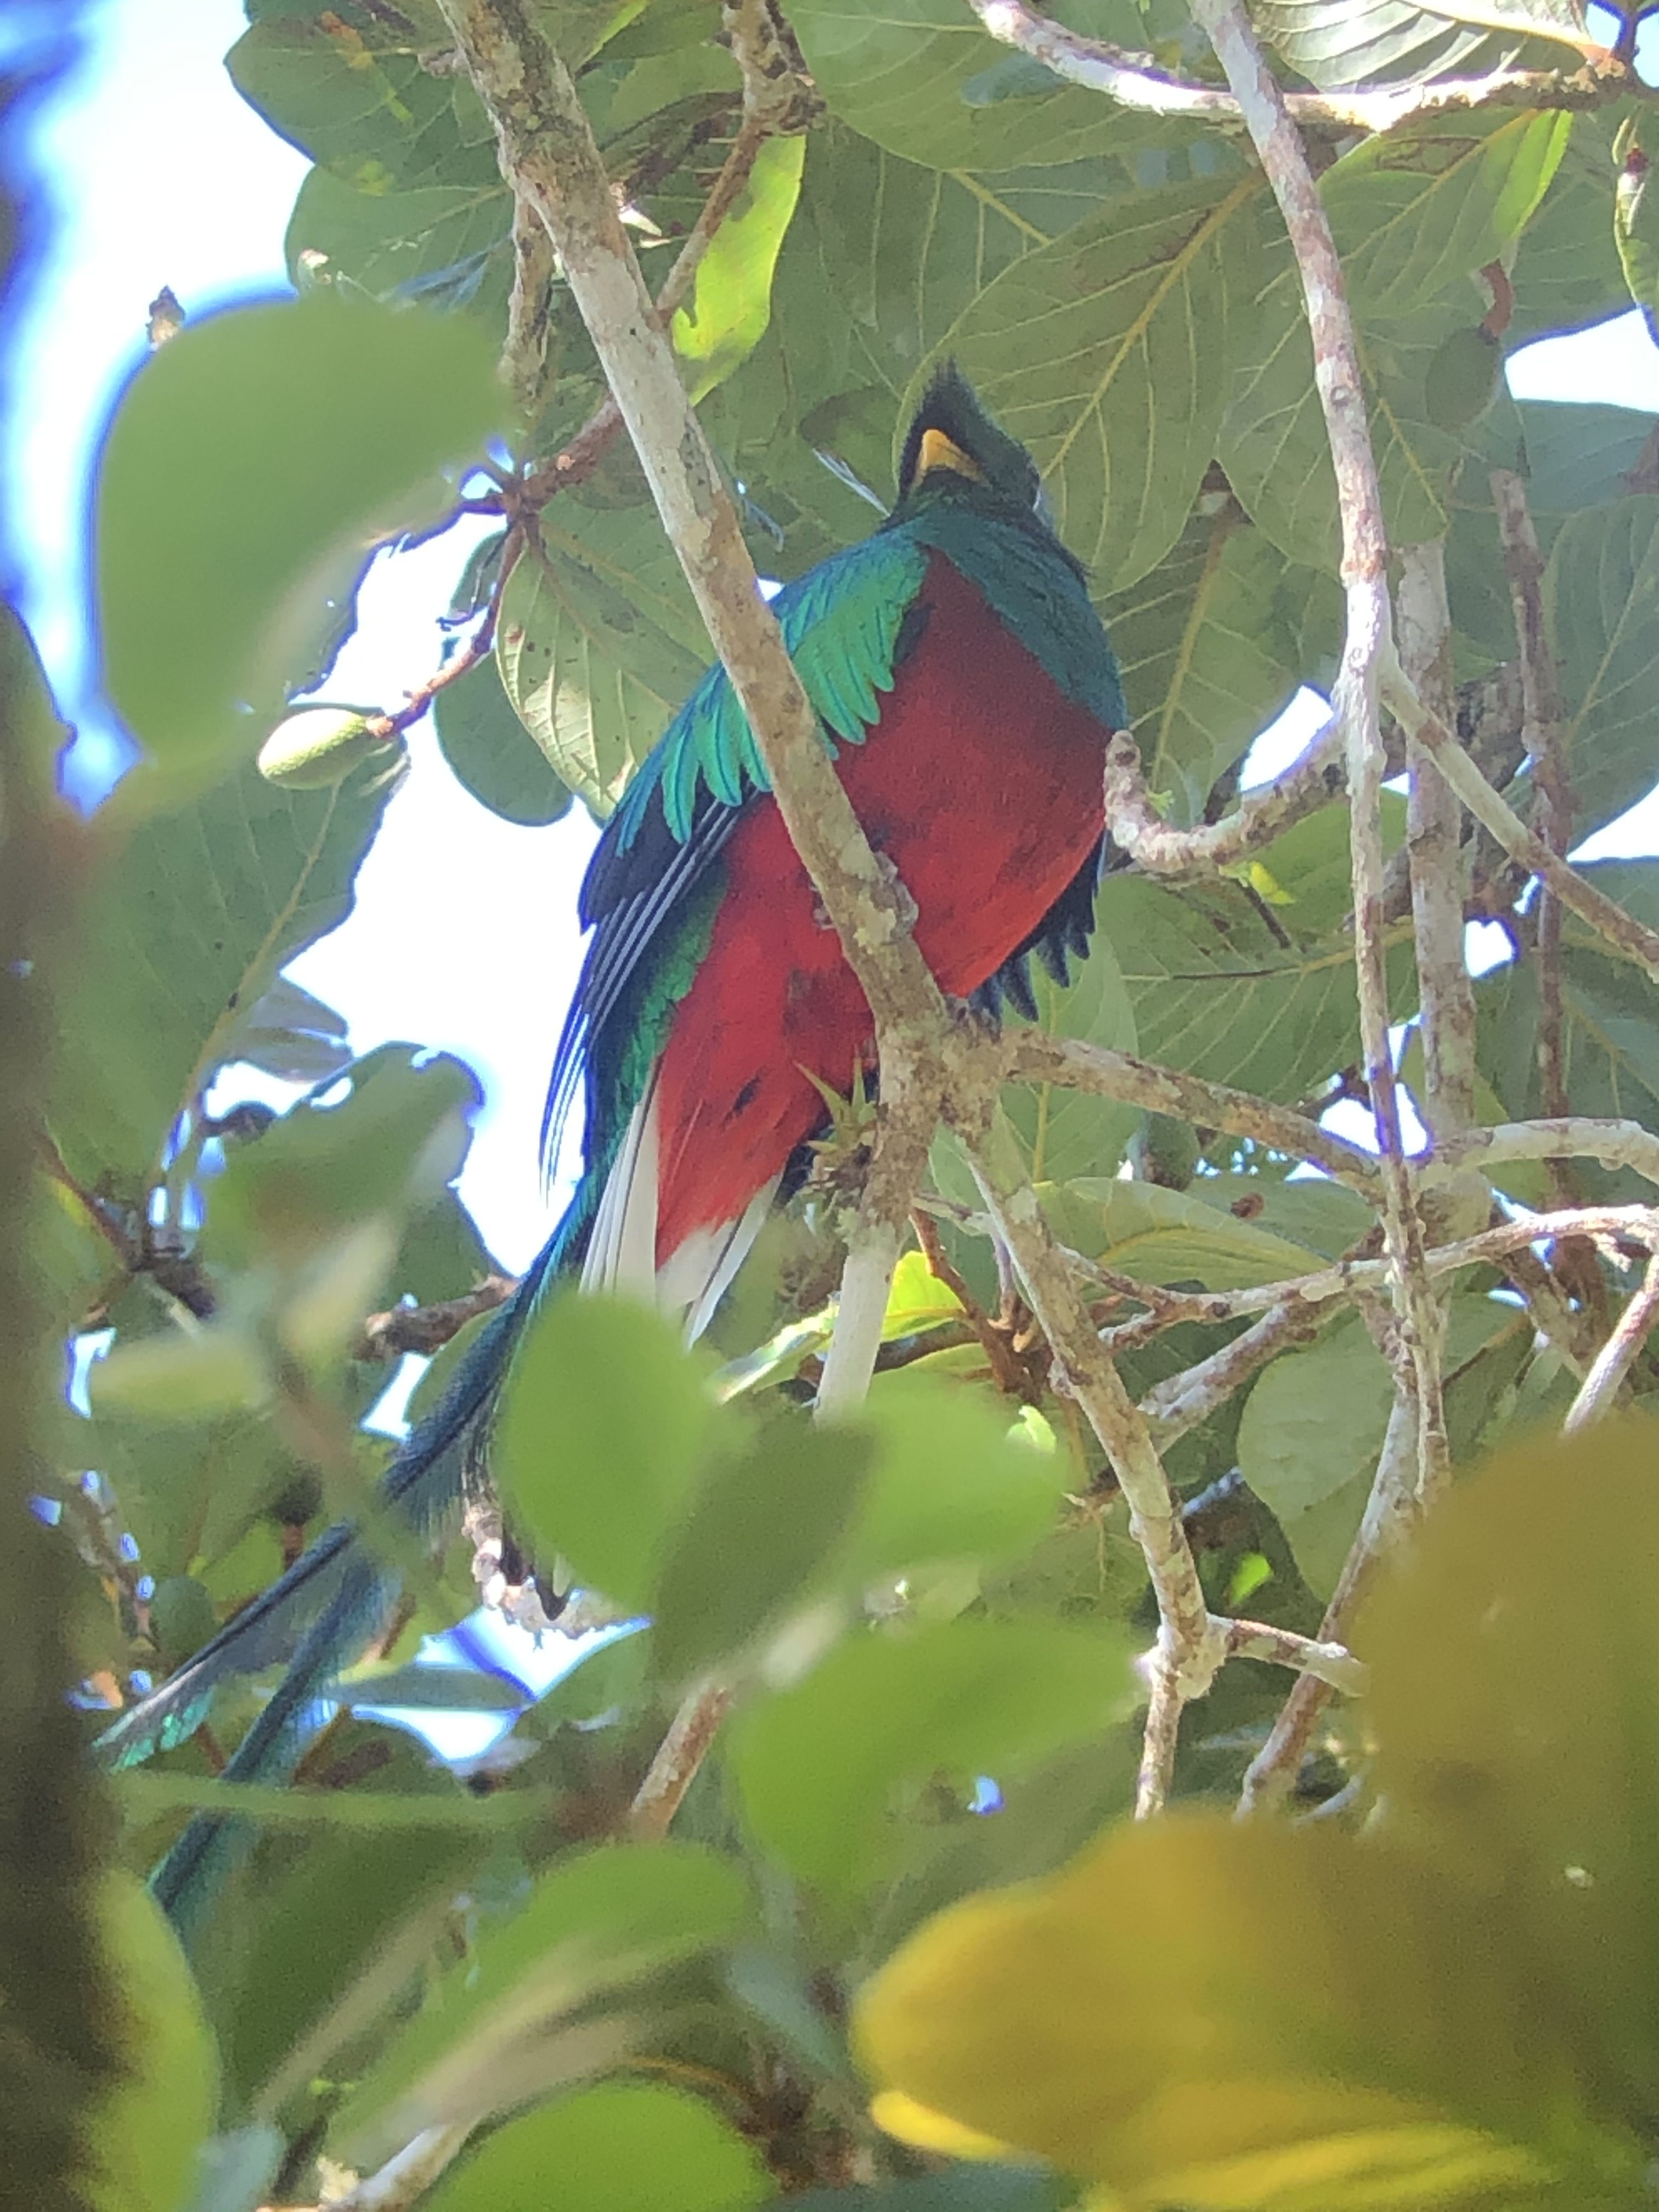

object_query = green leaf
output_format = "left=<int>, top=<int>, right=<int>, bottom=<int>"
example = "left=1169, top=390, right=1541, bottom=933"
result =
left=2, top=602, right=69, bottom=783
left=434, top=653, right=576, bottom=826
left=496, top=504, right=707, bottom=816
left=787, top=0, right=1156, bottom=170
left=86, top=1874, right=218, bottom=2212
left=673, top=133, right=805, bottom=403
left=228, top=973, right=354, bottom=1085
left=96, top=296, right=503, bottom=791
left=1097, top=816, right=1417, bottom=1101
left=1614, top=110, right=1659, bottom=330
left=202, top=1045, right=479, bottom=1267
left=1509, top=111, right=1634, bottom=342
left=1253, top=0, right=1589, bottom=92
left=1475, top=859, right=1659, bottom=1200
left=840, top=1375, right=1072, bottom=1587
left=1238, top=1296, right=1521, bottom=1594
left=1544, top=496, right=1659, bottom=840
left=855, top=1810, right=1641, bottom=2208
left=284, top=165, right=514, bottom=331
left=210, top=1825, right=484, bottom=2115
left=340, top=1842, right=751, bottom=2157
left=651, top=1419, right=872, bottom=1681
left=1364, top=1423, right=1659, bottom=2132
left=49, top=755, right=394, bottom=1194
left=732, top=1618, right=1132, bottom=1897
left=1037, top=1177, right=1346, bottom=1292
left=1101, top=509, right=1327, bottom=827
left=180, top=2128, right=285, bottom=2212
left=1513, top=399, right=1657, bottom=516
left=1223, top=244, right=1466, bottom=570
left=882, top=1251, right=964, bottom=1340
left=922, top=177, right=1267, bottom=593
left=785, top=2176, right=1064, bottom=2212
left=1002, top=933, right=1141, bottom=1187
left=430, top=2082, right=772, bottom=2212
left=495, top=1293, right=721, bottom=1611
left=1329, top=110, right=1571, bottom=321
left=229, top=12, right=499, bottom=193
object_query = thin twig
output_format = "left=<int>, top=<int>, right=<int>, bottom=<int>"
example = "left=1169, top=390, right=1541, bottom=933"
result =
left=964, top=1107, right=1225, bottom=1813
left=356, top=1274, right=518, bottom=1362
left=324, top=2123, right=476, bottom=2212
left=628, top=1682, right=732, bottom=1839
left=1224, top=1618, right=1368, bottom=1697
left=964, top=0, right=1623, bottom=131
left=1564, top=1248, right=1659, bottom=1430
left=1383, top=663, right=1659, bottom=983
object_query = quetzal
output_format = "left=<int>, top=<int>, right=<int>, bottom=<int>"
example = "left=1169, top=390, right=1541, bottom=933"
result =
left=98, top=366, right=1128, bottom=1923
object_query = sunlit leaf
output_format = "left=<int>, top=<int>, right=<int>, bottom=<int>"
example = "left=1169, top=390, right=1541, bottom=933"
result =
left=430, top=2082, right=772, bottom=2212
left=673, top=134, right=806, bottom=403
left=97, top=296, right=503, bottom=789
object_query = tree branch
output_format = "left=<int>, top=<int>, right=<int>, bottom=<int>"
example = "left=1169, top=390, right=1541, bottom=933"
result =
left=1101, top=721, right=1346, bottom=877
left=1003, top=1032, right=1384, bottom=1200
left=963, top=1107, right=1224, bottom=1816
left=1564, top=1246, right=1659, bottom=1431
left=1190, top=0, right=1448, bottom=1509
left=1382, top=661, right=1659, bottom=982
left=964, top=0, right=1624, bottom=131
left=628, top=1681, right=732, bottom=1840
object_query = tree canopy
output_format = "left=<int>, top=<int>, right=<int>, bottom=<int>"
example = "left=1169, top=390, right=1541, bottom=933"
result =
left=7, top=0, right=1659, bottom=2206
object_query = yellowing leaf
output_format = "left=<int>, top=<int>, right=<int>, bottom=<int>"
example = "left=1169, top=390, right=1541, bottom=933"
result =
left=855, top=1813, right=1639, bottom=2207
left=871, top=2091, right=1019, bottom=2162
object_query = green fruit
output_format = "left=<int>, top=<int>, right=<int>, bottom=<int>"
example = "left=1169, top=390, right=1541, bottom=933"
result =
left=85, top=1873, right=218, bottom=2212
left=256, top=705, right=396, bottom=789
left=1128, top=1111, right=1201, bottom=1190
left=1424, top=324, right=1502, bottom=435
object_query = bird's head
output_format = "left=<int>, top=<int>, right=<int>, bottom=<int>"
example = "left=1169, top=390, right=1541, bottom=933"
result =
left=893, top=363, right=1046, bottom=526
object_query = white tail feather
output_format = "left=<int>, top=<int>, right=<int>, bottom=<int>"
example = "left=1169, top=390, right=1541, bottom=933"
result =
left=583, top=1083, right=777, bottom=1342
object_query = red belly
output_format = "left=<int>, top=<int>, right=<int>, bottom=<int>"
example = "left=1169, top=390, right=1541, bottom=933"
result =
left=652, top=554, right=1112, bottom=1262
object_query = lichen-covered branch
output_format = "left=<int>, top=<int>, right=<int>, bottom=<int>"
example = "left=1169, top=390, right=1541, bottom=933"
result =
left=1101, top=722, right=1346, bottom=876
left=964, top=0, right=1624, bottom=131
left=1003, top=1032, right=1383, bottom=1200
left=1564, top=1249, right=1659, bottom=1430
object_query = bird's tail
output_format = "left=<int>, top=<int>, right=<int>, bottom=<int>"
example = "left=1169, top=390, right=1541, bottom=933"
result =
left=96, top=1221, right=572, bottom=1936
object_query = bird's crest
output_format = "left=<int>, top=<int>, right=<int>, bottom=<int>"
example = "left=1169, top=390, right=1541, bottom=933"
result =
left=896, top=362, right=1041, bottom=513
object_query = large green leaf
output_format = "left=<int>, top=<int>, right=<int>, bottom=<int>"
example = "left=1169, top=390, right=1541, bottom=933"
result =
left=672, top=132, right=805, bottom=403
left=428, top=2083, right=772, bottom=2212
left=229, top=8, right=499, bottom=191
left=1365, top=1425, right=1659, bottom=2137
left=433, top=654, right=577, bottom=826
left=1515, top=400, right=1658, bottom=515
left=1254, top=0, right=1589, bottom=91
left=86, top=1875, right=219, bottom=2212
left=1613, top=109, right=1659, bottom=329
left=1003, top=934, right=1141, bottom=1187
left=340, top=1842, right=751, bottom=2157
left=787, top=0, right=1159, bottom=171
left=1096, top=805, right=1415, bottom=1101
left=1238, top=1295, right=1521, bottom=1593
left=1039, top=1177, right=1344, bottom=1291
left=855, top=1810, right=1643, bottom=2209
left=923, top=177, right=1267, bottom=592
left=1100, top=506, right=1324, bottom=823
left=496, top=503, right=707, bottom=816
left=1329, top=110, right=1571, bottom=321
left=1509, top=111, right=1635, bottom=342
left=494, top=1293, right=721, bottom=1612
left=1544, top=496, right=1659, bottom=839
left=1476, top=860, right=1659, bottom=1198
left=1222, top=244, right=1465, bottom=568
left=732, top=1617, right=1132, bottom=1898
left=285, top=166, right=514, bottom=331
left=96, top=296, right=504, bottom=789
left=47, top=754, right=394, bottom=1194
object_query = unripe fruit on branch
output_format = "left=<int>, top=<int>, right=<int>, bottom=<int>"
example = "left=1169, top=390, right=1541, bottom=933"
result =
left=256, top=704, right=399, bottom=788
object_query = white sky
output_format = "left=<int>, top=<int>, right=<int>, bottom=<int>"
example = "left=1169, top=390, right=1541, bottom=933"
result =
left=8, top=0, right=1659, bottom=1279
